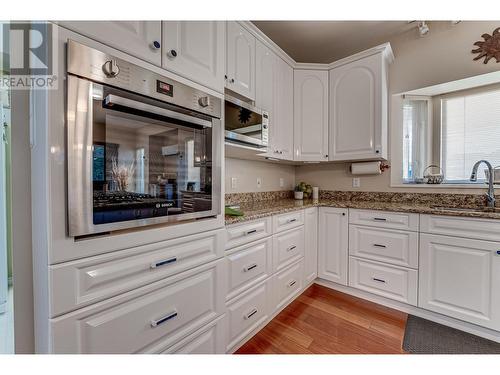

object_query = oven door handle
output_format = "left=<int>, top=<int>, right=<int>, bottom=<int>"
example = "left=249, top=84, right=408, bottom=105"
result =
left=104, top=94, right=212, bottom=128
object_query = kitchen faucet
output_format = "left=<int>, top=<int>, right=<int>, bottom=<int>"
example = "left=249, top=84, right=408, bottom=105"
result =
left=470, top=160, right=496, bottom=208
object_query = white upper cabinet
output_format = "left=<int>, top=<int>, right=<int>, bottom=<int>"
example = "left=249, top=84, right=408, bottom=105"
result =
left=226, top=21, right=256, bottom=100
left=272, top=57, right=294, bottom=160
left=294, top=70, right=329, bottom=161
left=255, top=40, right=277, bottom=122
left=59, top=21, right=162, bottom=65
left=329, top=47, right=392, bottom=161
left=318, top=207, right=349, bottom=285
left=162, top=21, right=225, bottom=92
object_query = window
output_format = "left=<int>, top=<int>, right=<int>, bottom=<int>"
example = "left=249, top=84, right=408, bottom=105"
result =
left=441, top=88, right=500, bottom=182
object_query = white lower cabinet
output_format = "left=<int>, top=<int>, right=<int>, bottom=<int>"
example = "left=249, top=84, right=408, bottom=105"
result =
left=50, top=260, right=226, bottom=354
left=419, top=234, right=500, bottom=331
left=304, top=207, right=318, bottom=285
left=318, top=207, right=349, bottom=285
left=273, top=226, right=305, bottom=272
left=273, top=259, right=304, bottom=314
left=349, top=256, right=418, bottom=305
left=160, top=315, right=227, bottom=354
left=225, top=278, right=272, bottom=353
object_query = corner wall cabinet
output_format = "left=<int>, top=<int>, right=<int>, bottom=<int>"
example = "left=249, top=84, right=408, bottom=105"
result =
left=328, top=46, right=393, bottom=161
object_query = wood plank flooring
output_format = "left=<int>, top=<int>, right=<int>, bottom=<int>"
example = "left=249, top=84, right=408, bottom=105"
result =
left=235, top=284, right=408, bottom=354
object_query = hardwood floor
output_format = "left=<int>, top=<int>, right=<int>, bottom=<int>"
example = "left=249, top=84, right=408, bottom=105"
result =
left=235, top=284, right=408, bottom=354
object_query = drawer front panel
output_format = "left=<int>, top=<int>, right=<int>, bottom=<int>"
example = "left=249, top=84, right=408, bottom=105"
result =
left=50, top=230, right=224, bottom=316
left=349, top=257, right=417, bottom=306
left=50, top=260, right=225, bottom=354
left=225, top=217, right=272, bottom=250
left=273, top=259, right=304, bottom=313
left=420, top=214, right=500, bottom=242
left=273, top=210, right=305, bottom=233
left=349, top=209, right=419, bottom=231
left=349, top=225, right=418, bottom=268
left=226, top=237, right=273, bottom=300
left=273, top=227, right=305, bottom=272
left=226, top=279, right=271, bottom=352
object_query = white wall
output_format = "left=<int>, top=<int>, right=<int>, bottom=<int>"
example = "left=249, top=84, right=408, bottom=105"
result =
left=225, top=157, right=295, bottom=193
left=297, top=21, right=500, bottom=193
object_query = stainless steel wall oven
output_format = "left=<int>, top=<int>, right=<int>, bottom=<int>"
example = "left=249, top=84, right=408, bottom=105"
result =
left=66, top=41, right=222, bottom=237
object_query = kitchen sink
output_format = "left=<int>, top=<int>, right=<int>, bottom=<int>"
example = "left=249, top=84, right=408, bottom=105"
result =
left=431, top=206, right=500, bottom=214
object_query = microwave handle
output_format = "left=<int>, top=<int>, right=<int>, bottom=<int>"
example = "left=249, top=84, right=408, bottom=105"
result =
left=104, top=94, right=212, bottom=128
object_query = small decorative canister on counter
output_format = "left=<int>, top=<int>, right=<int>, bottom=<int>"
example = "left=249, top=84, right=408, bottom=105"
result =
left=312, top=187, right=319, bottom=200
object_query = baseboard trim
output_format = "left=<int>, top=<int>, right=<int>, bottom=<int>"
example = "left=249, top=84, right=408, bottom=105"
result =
left=314, top=278, right=500, bottom=343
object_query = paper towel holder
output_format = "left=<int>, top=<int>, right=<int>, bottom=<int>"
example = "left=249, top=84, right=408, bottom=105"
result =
left=349, top=161, right=390, bottom=175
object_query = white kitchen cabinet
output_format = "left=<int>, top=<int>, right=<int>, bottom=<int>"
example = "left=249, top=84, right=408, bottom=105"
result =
left=226, top=21, right=256, bottom=100
left=304, top=207, right=318, bottom=285
left=329, top=47, right=392, bottom=161
left=294, top=70, right=329, bottom=161
left=419, top=234, right=500, bottom=331
left=58, top=21, right=162, bottom=65
left=318, top=207, right=349, bottom=285
left=272, top=57, right=294, bottom=160
left=162, top=21, right=225, bottom=92
left=255, top=40, right=277, bottom=121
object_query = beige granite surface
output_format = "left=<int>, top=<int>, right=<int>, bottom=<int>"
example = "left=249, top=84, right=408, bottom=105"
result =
left=225, top=190, right=500, bottom=225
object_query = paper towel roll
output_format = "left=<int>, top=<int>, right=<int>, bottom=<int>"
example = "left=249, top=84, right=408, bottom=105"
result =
left=350, top=161, right=382, bottom=175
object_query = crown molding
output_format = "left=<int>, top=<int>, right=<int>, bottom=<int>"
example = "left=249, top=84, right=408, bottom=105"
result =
left=239, top=21, right=394, bottom=71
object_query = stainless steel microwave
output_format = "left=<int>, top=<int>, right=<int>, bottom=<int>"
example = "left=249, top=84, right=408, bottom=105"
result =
left=66, top=40, right=222, bottom=237
left=224, top=95, right=269, bottom=148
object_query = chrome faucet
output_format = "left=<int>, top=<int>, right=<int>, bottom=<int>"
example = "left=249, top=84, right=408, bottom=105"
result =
left=470, top=160, right=496, bottom=208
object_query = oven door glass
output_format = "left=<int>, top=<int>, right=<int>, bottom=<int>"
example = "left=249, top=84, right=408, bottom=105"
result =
left=89, top=83, right=215, bottom=227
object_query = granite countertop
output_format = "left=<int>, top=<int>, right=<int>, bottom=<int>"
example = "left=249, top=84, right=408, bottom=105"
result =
left=225, top=198, right=500, bottom=225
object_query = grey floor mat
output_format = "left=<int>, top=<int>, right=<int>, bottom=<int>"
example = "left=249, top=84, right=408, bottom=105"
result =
left=403, top=315, right=500, bottom=354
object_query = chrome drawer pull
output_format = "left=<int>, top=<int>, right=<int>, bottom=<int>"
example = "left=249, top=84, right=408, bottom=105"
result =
left=151, top=310, right=178, bottom=327
left=287, top=245, right=297, bottom=252
left=497, top=251, right=500, bottom=255
left=373, top=244, right=386, bottom=248
left=150, top=257, right=177, bottom=269
left=245, top=229, right=257, bottom=236
left=244, top=308, right=258, bottom=320
left=372, top=277, right=386, bottom=283
left=373, top=217, right=387, bottom=221
left=287, top=280, right=297, bottom=288
left=287, top=218, right=297, bottom=223
left=243, top=263, right=258, bottom=272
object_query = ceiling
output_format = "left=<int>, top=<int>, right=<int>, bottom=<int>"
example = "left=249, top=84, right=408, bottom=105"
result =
left=251, top=21, right=415, bottom=63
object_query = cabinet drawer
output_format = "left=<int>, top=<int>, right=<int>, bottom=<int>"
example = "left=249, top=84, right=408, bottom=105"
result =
left=226, top=237, right=273, bottom=301
left=349, top=257, right=417, bottom=306
left=273, top=210, right=305, bottom=233
left=273, top=227, right=305, bottom=272
left=50, top=229, right=224, bottom=316
left=226, top=279, right=271, bottom=353
left=349, top=209, right=419, bottom=231
left=349, top=225, right=418, bottom=268
left=420, top=214, right=500, bottom=242
left=225, top=217, right=272, bottom=250
left=273, top=259, right=304, bottom=313
left=158, top=315, right=226, bottom=354
left=50, top=260, right=226, bottom=354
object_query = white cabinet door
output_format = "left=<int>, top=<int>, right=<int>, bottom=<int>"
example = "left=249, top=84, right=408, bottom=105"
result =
left=329, top=52, right=388, bottom=161
left=419, top=234, right=500, bottom=331
left=273, top=57, right=294, bottom=160
left=318, top=207, right=349, bottom=285
left=162, top=21, right=225, bottom=92
left=294, top=70, right=329, bottom=161
left=255, top=40, right=276, bottom=120
left=59, top=21, right=162, bottom=65
left=226, top=21, right=256, bottom=100
left=304, top=207, right=318, bottom=285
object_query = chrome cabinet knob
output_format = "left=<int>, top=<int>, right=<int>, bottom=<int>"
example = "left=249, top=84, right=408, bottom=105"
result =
left=198, top=96, right=211, bottom=107
left=151, top=40, right=161, bottom=50
left=230, top=78, right=235, bottom=83
left=167, top=49, right=178, bottom=58
left=102, top=59, right=120, bottom=78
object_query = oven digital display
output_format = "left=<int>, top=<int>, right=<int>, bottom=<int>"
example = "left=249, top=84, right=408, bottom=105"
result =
left=156, top=80, right=174, bottom=97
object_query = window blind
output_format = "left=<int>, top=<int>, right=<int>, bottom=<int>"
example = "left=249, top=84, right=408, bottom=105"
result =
left=441, top=88, right=500, bottom=182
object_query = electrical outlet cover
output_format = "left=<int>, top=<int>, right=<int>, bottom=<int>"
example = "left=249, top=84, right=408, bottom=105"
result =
left=352, top=178, right=361, bottom=188
left=257, top=177, right=262, bottom=189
